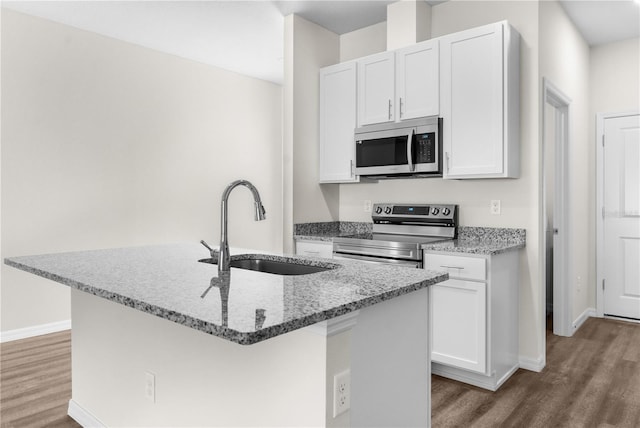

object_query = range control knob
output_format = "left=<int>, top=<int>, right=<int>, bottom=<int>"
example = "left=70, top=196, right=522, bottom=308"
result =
left=384, top=206, right=392, bottom=214
left=442, top=207, right=451, bottom=216
left=375, top=206, right=383, bottom=214
left=431, top=207, right=440, bottom=215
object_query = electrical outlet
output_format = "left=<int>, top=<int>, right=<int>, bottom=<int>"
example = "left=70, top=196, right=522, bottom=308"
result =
left=333, top=369, right=351, bottom=417
left=145, top=371, right=156, bottom=403
left=490, top=200, right=501, bottom=215
left=364, top=200, right=372, bottom=213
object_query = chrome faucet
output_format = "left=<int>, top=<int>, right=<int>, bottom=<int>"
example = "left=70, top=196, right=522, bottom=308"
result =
left=218, top=180, right=266, bottom=274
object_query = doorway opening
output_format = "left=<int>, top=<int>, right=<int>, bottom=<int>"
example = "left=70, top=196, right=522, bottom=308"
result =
left=542, top=78, right=572, bottom=340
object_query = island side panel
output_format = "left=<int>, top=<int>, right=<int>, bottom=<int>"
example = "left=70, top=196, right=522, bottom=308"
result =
left=350, top=287, right=431, bottom=427
left=69, top=290, right=330, bottom=427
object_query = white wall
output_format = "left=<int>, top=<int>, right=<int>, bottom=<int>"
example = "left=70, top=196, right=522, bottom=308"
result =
left=538, top=0, right=591, bottom=327
left=340, top=22, right=387, bottom=63
left=590, top=38, right=640, bottom=116
left=283, top=15, right=340, bottom=253
left=336, top=0, right=543, bottom=364
left=0, top=9, right=283, bottom=333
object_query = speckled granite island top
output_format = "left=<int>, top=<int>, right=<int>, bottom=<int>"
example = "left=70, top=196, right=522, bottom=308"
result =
left=5, top=243, right=447, bottom=345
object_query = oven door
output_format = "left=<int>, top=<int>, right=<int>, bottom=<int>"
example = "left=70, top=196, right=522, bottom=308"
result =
left=333, top=253, right=421, bottom=268
left=355, top=127, right=415, bottom=175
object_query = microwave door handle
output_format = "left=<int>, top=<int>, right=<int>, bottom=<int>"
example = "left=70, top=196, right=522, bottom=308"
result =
left=406, top=129, right=415, bottom=171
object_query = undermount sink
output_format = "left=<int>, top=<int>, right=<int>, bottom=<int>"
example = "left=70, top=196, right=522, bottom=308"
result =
left=199, top=255, right=338, bottom=276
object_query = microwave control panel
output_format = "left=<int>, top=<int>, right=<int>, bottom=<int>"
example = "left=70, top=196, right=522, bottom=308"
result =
left=415, top=132, right=436, bottom=164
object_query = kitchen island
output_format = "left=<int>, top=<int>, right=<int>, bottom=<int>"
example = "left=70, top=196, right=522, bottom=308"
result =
left=5, top=243, right=447, bottom=427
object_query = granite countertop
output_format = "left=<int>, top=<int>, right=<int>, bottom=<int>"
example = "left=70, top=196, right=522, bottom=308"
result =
left=421, top=239, right=525, bottom=255
left=422, top=226, right=526, bottom=255
left=294, top=223, right=526, bottom=256
left=5, top=243, right=447, bottom=345
left=294, top=221, right=372, bottom=242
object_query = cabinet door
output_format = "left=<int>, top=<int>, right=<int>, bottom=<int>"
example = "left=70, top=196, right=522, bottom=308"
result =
left=440, top=22, right=505, bottom=178
left=396, top=40, right=439, bottom=120
left=430, top=279, right=487, bottom=373
left=357, top=51, right=395, bottom=126
left=319, top=62, right=358, bottom=183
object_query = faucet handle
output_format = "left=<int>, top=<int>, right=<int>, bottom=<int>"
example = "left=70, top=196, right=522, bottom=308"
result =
left=200, top=240, right=218, bottom=258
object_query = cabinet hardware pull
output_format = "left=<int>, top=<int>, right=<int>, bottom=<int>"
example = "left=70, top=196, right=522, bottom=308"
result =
left=445, top=152, right=450, bottom=172
left=440, top=265, right=465, bottom=270
left=388, top=99, right=392, bottom=120
left=399, top=97, right=404, bottom=118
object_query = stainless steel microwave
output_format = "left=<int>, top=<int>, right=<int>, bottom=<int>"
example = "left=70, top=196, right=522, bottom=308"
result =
left=354, top=116, right=442, bottom=178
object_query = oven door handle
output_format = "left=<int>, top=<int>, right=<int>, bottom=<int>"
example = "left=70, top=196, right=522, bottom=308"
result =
left=333, top=253, right=421, bottom=268
left=406, top=129, right=415, bottom=171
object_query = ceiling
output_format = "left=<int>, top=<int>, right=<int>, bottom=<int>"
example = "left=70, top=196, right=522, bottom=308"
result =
left=3, top=1, right=639, bottom=85
left=272, top=0, right=396, bottom=34
left=559, top=0, right=640, bottom=46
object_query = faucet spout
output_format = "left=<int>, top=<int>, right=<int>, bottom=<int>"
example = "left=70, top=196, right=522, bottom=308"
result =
left=219, top=180, right=266, bottom=274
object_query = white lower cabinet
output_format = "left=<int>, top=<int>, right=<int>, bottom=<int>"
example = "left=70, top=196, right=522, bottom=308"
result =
left=430, top=279, right=487, bottom=373
left=425, top=250, right=519, bottom=391
left=295, top=240, right=333, bottom=259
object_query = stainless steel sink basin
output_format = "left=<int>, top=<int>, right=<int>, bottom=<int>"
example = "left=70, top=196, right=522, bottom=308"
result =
left=199, top=255, right=338, bottom=276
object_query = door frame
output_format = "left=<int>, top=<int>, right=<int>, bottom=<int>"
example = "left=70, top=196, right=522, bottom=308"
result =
left=596, top=111, right=640, bottom=318
left=541, top=78, right=572, bottom=339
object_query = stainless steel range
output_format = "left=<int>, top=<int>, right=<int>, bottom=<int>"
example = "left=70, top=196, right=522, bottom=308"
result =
left=332, top=203, right=458, bottom=268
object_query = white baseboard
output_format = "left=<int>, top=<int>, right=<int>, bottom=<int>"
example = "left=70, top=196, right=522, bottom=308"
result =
left=573, top=307, right=596, bottom=332
left=518, top=354, right=545, bottom=372
left=68, top=399, right=106, bottom=428
left=432, top=362, right=519, bottom=391
left=0, top=319, right=71, bottom=343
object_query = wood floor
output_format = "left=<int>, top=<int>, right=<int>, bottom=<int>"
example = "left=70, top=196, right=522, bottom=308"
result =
left=1, top=317, right=638, bottom=427
left=0, top=331, right=79, bottom=428
left=432, top=317, right=640, bottom=427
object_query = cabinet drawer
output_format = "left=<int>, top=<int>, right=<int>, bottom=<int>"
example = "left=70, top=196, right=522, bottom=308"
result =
left=424, top=254, right=486, bottom=281
left=295, top=241, right=333, bottom=259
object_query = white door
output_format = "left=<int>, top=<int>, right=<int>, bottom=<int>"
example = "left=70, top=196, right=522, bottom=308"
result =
left=603, top=114, right=640, bottom=320
left=357, top=51, right=395, bottom=126
left=396, top=40, right=439, bottom=120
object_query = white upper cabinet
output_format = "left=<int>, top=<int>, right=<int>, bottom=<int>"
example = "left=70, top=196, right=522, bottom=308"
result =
left=440, top=21, right=520, bottom=179
left=357, top=39, right=439, bottom=127
left=319, top=21, right=520, bottom=184
left=357, top=51, right=396, bottom=126
left=396, top=41, right=439, bottom=121
left=319, top=61, right=358, bottom=183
